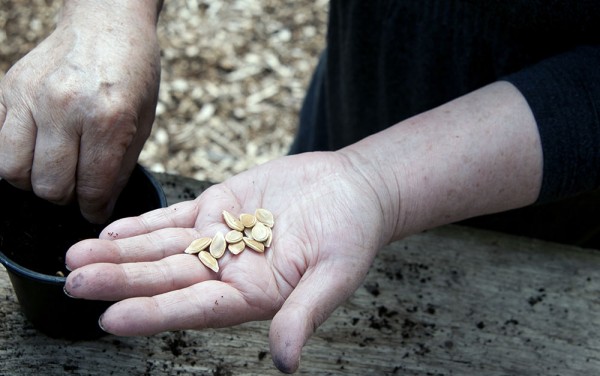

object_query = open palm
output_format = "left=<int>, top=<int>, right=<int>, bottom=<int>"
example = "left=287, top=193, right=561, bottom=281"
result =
left=65, top=151, right=389, bottom=373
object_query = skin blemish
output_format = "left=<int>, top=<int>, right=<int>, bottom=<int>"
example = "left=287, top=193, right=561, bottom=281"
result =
left=69, top=272, right=85, bottom=290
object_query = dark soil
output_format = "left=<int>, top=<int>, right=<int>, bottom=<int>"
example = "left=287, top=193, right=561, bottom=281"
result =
left=0, top=167, right=165, bottom=276
left=0, top=183, right=104, bottom=275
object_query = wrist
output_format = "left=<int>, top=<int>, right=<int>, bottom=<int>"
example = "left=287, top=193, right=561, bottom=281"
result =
left=59, top=0, right=163, bottom=28
left=53, top=0, right=162, bottom=68
left=336, top=146, right=405, bottom=249
left=339, top=81, right=543, bottom=244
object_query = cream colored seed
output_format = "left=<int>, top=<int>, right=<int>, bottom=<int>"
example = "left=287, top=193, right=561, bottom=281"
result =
left=255, top=208, right=274, bottom=228
left=251, top=222, right=269, bottom=242
left=244, top=237, right=265, bottom=253
left=186, top=208, right=273, bottom=263
left=223, top=210, right=244, bottom=231
left=264, top=228, right=273, bottom=248
left=199, top=251, right=219, bottom=272
left=228, top=241, right=245, bottom=255
left=184, top=237, right=212, bottom=254
left=225, top=230, right=243, bottom=244
left=240, top=213, right=257, bottom=228
left=210, top=231, right=226, bottom=259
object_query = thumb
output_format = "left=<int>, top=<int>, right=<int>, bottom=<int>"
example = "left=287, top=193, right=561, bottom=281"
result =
left=268, top=263, right=360, bottom=373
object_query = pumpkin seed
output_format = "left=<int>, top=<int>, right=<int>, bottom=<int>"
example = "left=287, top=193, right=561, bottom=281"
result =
left=199, top=251, right=219, bottom=272
left=210, top=231, right=226, bottom=259
left=255, top=208, right=274, bottom=227
left=185, top=208, right=274, bottom=267
left=184, top=237, right=212, bottom=254
left=251, top=222, right=269, bottom=242
left=228, top=241, right=246, bottom=255
left=240, top=213, right=257, bottom=228
left=222, top=210, right=244, bottom=231
left=243, top=237, right=265, bottom=253
left=225, top=229, right=243, bottom=244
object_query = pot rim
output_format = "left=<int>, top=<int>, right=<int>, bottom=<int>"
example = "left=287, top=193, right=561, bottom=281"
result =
left=0, top=163, right=166, bottom=285
left=0, top=250, right=65, bottom=284
left=137, top=165, right=168, bottom=208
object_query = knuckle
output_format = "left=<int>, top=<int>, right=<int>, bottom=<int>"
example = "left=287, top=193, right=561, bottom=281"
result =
left=90, top=100, right=139, bottom=136
left=40, top=80, right=139, bottom=128
left=78, top=185, right=109, bottom=203
left=0, top=162, right=31, bottom=187
left=40, top=79, right=82, bottom=109
left=33, top=183, right=72, bottom=204
left=0, top=164, right=27, bottom=181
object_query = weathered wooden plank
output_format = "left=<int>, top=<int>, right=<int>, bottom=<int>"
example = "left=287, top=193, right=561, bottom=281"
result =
left=0, top=173, right=598, bottom=375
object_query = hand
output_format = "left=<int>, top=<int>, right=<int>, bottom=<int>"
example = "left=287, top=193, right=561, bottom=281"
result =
left=64, top=80, right=543, bottom=373
left=0, top=1, right=161, bottom=223
left=65, top=152, right=391, bottom=373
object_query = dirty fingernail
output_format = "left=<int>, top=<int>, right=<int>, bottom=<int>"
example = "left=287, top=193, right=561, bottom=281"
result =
left=63, top=285, right=78, bottom=299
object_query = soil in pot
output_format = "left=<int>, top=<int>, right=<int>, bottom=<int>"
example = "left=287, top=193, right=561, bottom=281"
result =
left=0, top=191, right=103, bottom=276
left=0, top=166, right=165, bottom=277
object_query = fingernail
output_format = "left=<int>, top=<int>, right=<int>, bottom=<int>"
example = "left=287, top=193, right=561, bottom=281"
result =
left=65, top=264, right=72, bottom=272
left=63, top=285, right=79, bottom=299
left=98, top=314, right=107, bottom=333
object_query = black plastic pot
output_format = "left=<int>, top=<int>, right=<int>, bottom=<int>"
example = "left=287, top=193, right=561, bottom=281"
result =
left=0, top=165, right=167, bottom=340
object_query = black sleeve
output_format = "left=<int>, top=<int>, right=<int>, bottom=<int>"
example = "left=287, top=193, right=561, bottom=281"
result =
left=503, top=45, right=600, bottom=204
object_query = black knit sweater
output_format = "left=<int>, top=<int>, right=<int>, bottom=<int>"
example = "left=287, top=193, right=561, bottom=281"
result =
left=290, top=0, right=600, bottom=204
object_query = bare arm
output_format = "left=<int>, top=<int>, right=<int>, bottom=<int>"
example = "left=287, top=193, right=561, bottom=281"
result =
left=340, top=80, right=543, bottom=244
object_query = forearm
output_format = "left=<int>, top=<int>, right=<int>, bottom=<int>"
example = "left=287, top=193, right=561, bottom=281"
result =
left=59, top=0, right=163, bottom=32
left=339, top=81, right=543, bottom=244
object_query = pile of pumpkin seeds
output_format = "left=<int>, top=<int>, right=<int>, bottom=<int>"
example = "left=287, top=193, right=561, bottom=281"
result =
left=183, top=208, right=274, bottom=272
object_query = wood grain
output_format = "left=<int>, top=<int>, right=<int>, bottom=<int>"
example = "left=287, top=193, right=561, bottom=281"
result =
left=0, top=173, right=599, bottom=375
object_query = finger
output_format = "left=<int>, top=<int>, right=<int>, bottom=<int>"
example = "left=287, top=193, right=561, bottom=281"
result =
left=30, top=119, right=78, bottom=204
left=81, top=109, right=153, bottom=223
left=100, top=186, right=235, bottom=239
left=75, top=108, right=140, bottom=223
left=64, top=254, right=212, bottom=300
left=98, top=281, right=266, bottom=336
left=78, top=157, right=136, bottom=225
left=0, top=109, right=36, bottom=189
left=66, top=227, right=201, bottom=270
left=269, top=263, right=358, bottom=374
left=98, top=199, right=203, bottom=239
left=78, top=75, right=158, bottom=223
left=99, top=182, right=249, bottom=240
